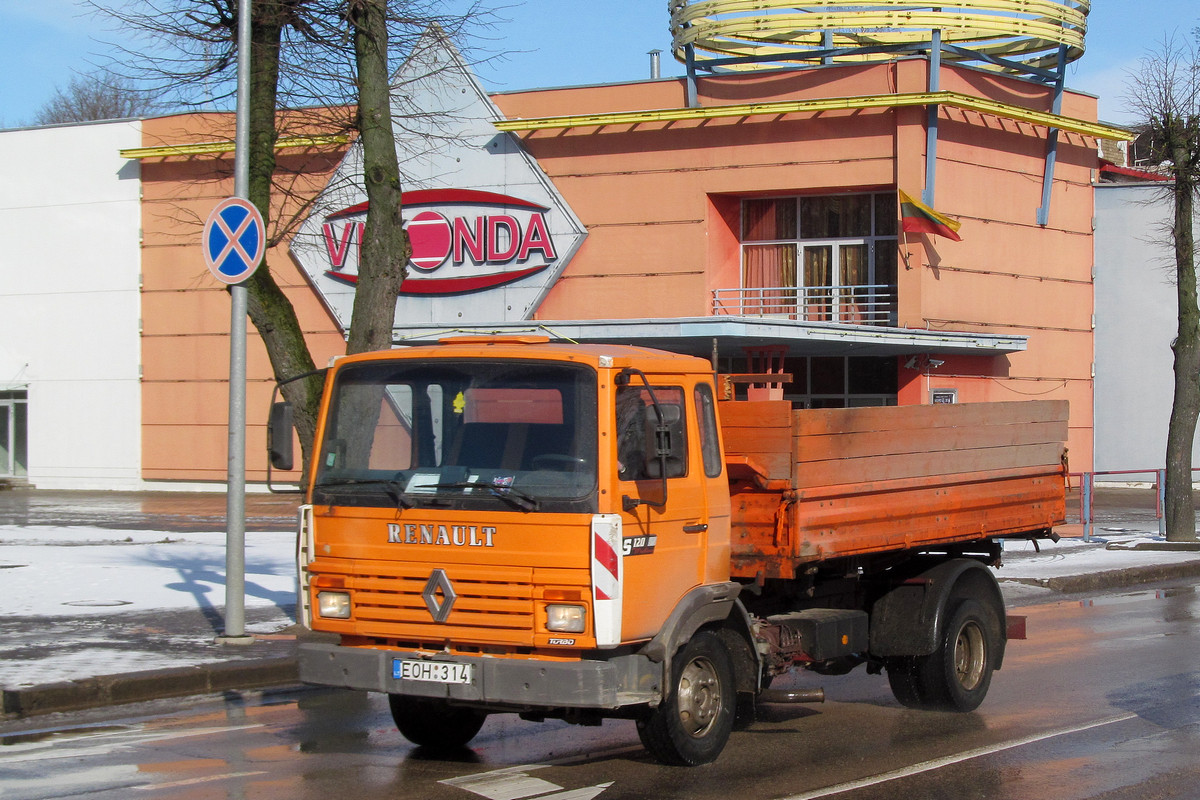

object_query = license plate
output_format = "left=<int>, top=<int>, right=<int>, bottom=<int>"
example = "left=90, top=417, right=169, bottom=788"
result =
left=393, top=659, right=474, bottom=685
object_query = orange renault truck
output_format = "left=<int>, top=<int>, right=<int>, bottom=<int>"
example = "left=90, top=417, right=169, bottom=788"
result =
left=270, top=335, right=1066, bottom=765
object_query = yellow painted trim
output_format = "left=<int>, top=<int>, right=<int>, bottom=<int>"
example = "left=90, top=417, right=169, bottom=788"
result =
left=671, top=0, right=1090, bottom=70
left=120, top=134, right=349, bottom=159
left=493, top=90, right=1132, bottom=141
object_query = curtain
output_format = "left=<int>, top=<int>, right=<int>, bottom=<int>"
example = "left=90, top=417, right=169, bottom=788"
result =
left=803, top=246, right=832, bottom=321
left=744, top=244, right=797, bottom=315
left=839, top=244, right=868, bottom=322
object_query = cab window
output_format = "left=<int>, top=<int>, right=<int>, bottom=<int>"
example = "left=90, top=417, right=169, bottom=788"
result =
left=694, top=383, right=723, bottom=478
left=616, top=385, right=687, bottom=481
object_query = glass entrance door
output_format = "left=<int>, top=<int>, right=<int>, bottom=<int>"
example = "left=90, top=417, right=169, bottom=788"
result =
left=0, top=391, right=28, bottom=478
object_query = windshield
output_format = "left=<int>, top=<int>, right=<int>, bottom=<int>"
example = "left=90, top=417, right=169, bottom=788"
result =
left=313, top=358, right=598, bottom=511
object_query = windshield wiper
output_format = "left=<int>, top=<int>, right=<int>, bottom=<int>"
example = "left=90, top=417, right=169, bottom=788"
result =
left=433, top=481, right=540, bottom=512
left=315, top=478, right=414, bottom=509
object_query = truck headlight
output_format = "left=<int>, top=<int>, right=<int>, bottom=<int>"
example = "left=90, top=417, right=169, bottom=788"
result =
left=546, top=604, right=586, bottom=633
left=317, top=591, right=352, bottom=619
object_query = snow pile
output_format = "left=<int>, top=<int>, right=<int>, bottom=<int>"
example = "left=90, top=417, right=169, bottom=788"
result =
left=0, top=526, right=296, bottom=617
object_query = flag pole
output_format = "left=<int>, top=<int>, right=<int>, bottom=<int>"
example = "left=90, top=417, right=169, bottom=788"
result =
left=899, top=189, right=912, bottom=270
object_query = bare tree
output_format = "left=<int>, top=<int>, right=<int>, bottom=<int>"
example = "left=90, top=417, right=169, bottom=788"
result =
left=89, top=0, right=498, bottom=476
left=34, top=73, right=160, bottom=125
left=1124, top=32, right=1200, bottom=542
left=346, top=0, right=410, bottom=356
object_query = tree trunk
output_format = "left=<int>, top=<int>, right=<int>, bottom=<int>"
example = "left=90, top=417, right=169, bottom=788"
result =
left=346, top=0, right=410, bottom=356
left=242, top=2, right=322, bottom=478
left=1164, top=139, right=1200, bottom=543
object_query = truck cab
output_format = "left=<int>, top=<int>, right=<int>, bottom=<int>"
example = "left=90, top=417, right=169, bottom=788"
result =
left=292, top=336, right=743, bottom=763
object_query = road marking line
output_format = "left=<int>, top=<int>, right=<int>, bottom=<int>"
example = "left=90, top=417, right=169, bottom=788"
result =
left=441, top=764, right=611, bottom=800
left=441, top=765, right=561, bottom=800
left=0, top=723, right=265, bottom=764
left=778, top=712, right=1139, bottom=800
left=133, top=771, right=269, bottom=791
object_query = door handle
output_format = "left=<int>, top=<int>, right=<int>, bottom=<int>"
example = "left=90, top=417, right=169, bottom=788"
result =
left=683, top=522, right=708, bottom=533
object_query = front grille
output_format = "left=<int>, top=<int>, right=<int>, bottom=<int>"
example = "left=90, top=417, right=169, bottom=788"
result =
left=337, top=562, right=539, bottom=646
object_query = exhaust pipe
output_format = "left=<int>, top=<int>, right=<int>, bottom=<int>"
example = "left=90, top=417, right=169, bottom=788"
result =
left=758, top=687, right=825, bottom=704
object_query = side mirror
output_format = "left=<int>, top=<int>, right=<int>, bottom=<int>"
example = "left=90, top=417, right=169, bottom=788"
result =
left=268, top=401, right=295, bottom=471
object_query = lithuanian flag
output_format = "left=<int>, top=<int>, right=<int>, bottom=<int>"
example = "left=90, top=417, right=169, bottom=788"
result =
left=899, top=189, right=962, bottom=241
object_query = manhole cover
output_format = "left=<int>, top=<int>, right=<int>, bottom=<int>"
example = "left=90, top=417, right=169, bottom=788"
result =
left=61, top=600, right=134, bottom=607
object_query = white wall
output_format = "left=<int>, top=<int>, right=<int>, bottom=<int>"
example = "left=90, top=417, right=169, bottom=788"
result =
left=0, top=121, right=143, bottom=488
left=1093, top=182, right=1200, bottom=480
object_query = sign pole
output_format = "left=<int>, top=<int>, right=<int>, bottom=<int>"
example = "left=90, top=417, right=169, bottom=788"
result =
left=219, top=0, right=255, bottom=644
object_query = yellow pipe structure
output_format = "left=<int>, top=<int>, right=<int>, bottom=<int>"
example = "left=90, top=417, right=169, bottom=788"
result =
left=669, top=0, right=1089, bottom=74
left=120, top=134, right=349, bottom=160
left=492, top=90, right=1132, bottom=141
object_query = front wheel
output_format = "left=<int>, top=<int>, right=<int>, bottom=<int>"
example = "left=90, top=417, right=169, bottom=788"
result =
left=886, top=598, right=998, bottom=711
left=637, top=631, right=736, bottom=766
left=388, top=695, right=488, bottom=750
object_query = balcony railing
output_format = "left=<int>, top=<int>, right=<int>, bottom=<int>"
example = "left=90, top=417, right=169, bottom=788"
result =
left=711, top=285, right=897, bottom=326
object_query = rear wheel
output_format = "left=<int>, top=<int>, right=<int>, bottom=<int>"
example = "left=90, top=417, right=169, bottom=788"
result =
left=388, top=695, right=488, bottom=750
left=637, top=631, right=736, bottom=765
left=886, top=598, right=997, bottom=711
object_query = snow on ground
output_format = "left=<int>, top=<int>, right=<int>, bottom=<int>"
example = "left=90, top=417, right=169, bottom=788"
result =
left=0, top=526, right=296, bottom=617
left=998, top=526, right=1200, bottom=582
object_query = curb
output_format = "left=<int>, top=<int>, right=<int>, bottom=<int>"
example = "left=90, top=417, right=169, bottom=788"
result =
left=2, top=657, right=300, bottom=719
left=1003, top=560, right=1200, bottom=595
left=1107, top=541, right=1200, bottom=553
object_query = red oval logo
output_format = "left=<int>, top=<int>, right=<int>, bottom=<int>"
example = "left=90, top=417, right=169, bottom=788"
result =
left=318, top=190, right=558, bottom=295
left=407, top=211, right=452, bottom=272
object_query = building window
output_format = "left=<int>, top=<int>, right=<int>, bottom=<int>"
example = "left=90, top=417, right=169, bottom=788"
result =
left=736, top=192, right=897, bottom=324
left=726, top=356, right=898, bottom=408
left=0, top=390, right=28, bottom=478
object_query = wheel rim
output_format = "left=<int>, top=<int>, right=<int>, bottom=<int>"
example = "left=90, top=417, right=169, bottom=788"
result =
left=677, top=656, right=722, bottom=737
left=953, top=620, right=987, bottom=691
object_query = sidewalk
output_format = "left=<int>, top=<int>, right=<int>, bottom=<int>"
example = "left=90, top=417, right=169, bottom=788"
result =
left=2, top=486, right=1200, bottom=720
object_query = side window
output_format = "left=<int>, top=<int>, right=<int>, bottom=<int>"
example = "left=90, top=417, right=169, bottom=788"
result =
left=694, top=383, right=723, bottom=478
left=616, top=385, right=688, bottom=481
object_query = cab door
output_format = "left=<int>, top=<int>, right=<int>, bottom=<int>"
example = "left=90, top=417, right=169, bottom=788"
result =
left=694, top=380, right=732, bottom=584
left=615, top=378, right=711, bottom=640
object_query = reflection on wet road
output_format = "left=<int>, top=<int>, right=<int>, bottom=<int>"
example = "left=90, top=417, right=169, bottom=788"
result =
left=2, top=583, right=1197, bottom=799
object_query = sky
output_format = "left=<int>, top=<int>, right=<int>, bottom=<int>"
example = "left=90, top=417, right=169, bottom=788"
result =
left=0, top=1, right=1197, bottom=129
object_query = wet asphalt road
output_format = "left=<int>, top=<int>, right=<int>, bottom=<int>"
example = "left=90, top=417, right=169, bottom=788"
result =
left=2, top=580, right=1197, bottom=800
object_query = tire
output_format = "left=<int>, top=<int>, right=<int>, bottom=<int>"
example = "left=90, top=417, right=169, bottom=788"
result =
left=388, top=694, right=488, bottom=750
left=885, top=656, right=930, bottom=708
left=886, top=598, right=998, bottom=712
left=637, top=631, right=736, bottom=766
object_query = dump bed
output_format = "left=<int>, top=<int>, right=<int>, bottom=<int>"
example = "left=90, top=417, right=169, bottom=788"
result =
left=721, top=400, right=1068, bottom=579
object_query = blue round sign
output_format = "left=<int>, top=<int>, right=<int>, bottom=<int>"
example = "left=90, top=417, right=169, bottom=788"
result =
left=203, top=197, right=265, bottom=284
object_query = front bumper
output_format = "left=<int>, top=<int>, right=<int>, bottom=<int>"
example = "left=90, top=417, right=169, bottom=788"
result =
left=299, top=642, right=662, bottom=710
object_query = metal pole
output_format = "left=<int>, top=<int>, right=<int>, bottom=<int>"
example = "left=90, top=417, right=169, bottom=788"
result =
left=219, top=0, right=253, bottom=644
left=685, top=43, right=698, bottom=108
left=1157, top=468, right=1167, bottom=538
left=923, top=29, right=941, bottom=207
left=1036, top=45, right=1068, bottom=226
left=1081, top=471, right=1093, bottom=543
